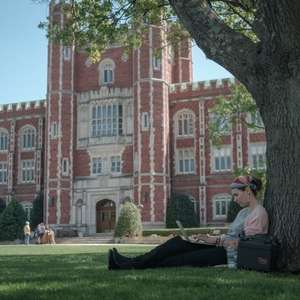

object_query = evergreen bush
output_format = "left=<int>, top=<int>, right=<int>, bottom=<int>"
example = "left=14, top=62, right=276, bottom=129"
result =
left=0, top=198, right=6, bottom=216
left=227, top=197, right=242, bottom=222
left=114, top=201, right=142, bottom=238
left=30, top=192, right=44, bottom=229
left=166, top=194, right=199, bottom=228
left=0, top=199, right=26, bottom=241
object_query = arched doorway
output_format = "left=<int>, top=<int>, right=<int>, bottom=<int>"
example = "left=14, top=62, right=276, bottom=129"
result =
left=96, top=199, right=116, bottom=233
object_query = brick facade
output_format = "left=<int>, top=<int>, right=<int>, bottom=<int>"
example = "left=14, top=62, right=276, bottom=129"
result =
left=0, top=2, right=266, bottom=233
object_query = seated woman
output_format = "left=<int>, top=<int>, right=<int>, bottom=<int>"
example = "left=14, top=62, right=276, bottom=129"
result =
left=108, top=175, right=269, bottom=270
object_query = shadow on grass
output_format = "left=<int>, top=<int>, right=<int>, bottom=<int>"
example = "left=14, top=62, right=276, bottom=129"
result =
left=0, top=251, right=299, bottom=300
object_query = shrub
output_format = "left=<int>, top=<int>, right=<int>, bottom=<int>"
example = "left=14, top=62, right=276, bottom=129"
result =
left=0, top=198, right=6, bottom=216
left=0, top=199, right=26, bottom=241
left=166, top=194, right=199, bottom=228
left=114, top=201, right=142, bottom=238
left=227, top=198, right=242, bottom=222
left=30, top=192, right=44, bottom=229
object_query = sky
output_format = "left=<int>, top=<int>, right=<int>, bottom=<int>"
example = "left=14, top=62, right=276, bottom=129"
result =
left=0, top=1, right=232, bottom=105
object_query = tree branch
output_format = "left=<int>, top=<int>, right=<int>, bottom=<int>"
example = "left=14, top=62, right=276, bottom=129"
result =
left=168, top=0, right=259, bottom=89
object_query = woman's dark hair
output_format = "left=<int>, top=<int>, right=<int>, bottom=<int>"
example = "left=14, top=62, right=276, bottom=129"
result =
left=249, top=177, right=262, bottom=195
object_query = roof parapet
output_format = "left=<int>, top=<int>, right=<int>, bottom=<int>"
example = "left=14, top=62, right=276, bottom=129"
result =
left=0, top=100, right=46, bottom=113
left=169, top=77, right=236, bottom=94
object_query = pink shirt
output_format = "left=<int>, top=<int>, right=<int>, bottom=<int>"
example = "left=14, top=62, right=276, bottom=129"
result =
left=244, top=204, right=269, bottom=236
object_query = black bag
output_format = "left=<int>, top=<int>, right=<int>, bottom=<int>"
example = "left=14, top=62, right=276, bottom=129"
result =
left=237, top=234, right=279, bottom=272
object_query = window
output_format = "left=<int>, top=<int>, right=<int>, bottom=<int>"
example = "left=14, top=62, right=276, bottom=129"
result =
left=213, top=195, right=231, bottom=219
left=0, top=130, right=8, bottom=151
left=177, top=149, right=195, bottom=174
left=0, top=162, right=8, bottom=184
left=21, top=126, right=35, bottom=150
left=62, top=158, right=69, bottom=176
left=63, top=46, right=71, bottom=60
left=212, top=147, right=231, bottom=172
left=210, top=112, right=231, bottom=135
left=141, top=112, right=150, bottom=131
left=249, top=144, right=266, bottom=170
left=21, top=202, right=33, bottom=221
left=111, top=156, right=121, bottom=174
left=153, top=54, right=161, bottom=70
left=92, top=158, right=103, bottom=175
left=91, top=103, right=123, bottom=137
left=249, top=111, right=264, bottom=130
left=21, top=160, right=35, bottom=183
left=99, top=59, right=115, bottom=84
left=51, top=122, right=58, bottom=139
left=177, top=111, right=194, bottom=136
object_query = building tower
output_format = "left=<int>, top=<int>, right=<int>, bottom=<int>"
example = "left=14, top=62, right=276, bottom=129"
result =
left=45, top=2, right=75, bottom=227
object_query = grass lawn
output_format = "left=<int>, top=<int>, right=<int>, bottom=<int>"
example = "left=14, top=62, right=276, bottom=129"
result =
left=0, top=245, right=299, bottom=300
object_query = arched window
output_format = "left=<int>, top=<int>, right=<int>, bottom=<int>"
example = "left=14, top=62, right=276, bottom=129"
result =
left=0, top=129, right=9, bottom=151
left=176, top=111, right=194, bottom=136
left=99, top=59, right=115, bottom=84
left=213, top=194, right=231, bottom=220
left=21, top=126, right=36, bottom=150
left=76, top=199, right=83, bottom=225
left=21, top=201, right=33, bottom=221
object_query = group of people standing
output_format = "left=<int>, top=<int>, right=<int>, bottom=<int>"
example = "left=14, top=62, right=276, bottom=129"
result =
left=23, top=221, right=55, bottom=245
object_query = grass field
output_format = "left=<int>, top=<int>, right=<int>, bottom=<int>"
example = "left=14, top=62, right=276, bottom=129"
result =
left=0, top=245, right=299, bottom=300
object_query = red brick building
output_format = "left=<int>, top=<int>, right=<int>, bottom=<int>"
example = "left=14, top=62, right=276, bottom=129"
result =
left=0, top=2, right=266, bottom=234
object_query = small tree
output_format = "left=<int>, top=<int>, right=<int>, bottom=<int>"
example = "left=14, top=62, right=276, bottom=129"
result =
left=166, top=194, right=199, bottom=228
left=0, top=199, right=26, bottom=241
left=114, top=201, right=142, bottom=238
left=30, top=192, right=44, bottom=229
left=0, top=198, right=6, bottom=216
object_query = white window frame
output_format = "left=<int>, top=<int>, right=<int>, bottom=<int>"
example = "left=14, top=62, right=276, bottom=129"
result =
left=153, top=54, right=161, bottom=70
left=141, top=112, right=150, bottom=131
left=249, top=143, right=266, bottom=170
left=0, top=129, right=9, bottom=152
left=99, top=59, right=115, bottom=85
left=92, top=157, right=103, bottom=175
left=62, top=158, right=69, bottom=176
left=21, top=159, right=35, bottom=183
left=177, top=148, right=195, bottom=174
left=63, top=46, right=71, bottom=61
left=91, top=103, right=123, bottom=137
left=176, top=111, right=194, bottom=137
left=51, top=122, right=59, bottom=139
left=21, top=126, right=36, bottom=150
left=111, top=156, right=121, bottom=174
left=21, top=202, right=33, bottom=221
left=0, top=162, right=8, bottom=184
left=209, top=112, right=231, bottom=135
left=213, top=194, right=231, bottom=220
left=247, top=112, right=265, bottom=132
left=212, top=146, right=232, bottom=172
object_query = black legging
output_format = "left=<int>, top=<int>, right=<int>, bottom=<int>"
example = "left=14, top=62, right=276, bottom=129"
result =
left=116, top=236, right=227, bottom=269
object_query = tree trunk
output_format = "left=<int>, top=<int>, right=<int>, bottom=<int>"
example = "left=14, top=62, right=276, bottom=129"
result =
left=256, top=76, right=300, bottom=273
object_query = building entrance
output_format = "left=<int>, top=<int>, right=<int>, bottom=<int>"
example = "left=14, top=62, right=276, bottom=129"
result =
left=96, top=199, right=116, bottom=233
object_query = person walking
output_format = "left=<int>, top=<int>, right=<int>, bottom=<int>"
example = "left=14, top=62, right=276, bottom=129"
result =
left=24, top=221, right=31, bottom=245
